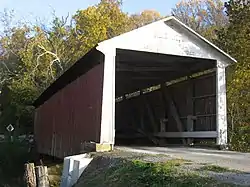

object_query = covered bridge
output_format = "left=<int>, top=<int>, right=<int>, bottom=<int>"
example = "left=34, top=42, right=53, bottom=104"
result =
left=34, top=17, right=236, bottom=158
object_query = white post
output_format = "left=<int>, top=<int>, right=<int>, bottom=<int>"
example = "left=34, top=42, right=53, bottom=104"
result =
left=216, top=61, right=227, bottom=148
left=97, top=46, right=116, bottom=147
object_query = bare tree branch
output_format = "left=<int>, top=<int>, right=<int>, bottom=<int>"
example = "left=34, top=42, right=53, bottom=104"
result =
left=32, top=45, right=61, bottom=81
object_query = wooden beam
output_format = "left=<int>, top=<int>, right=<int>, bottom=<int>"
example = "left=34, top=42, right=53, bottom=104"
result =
left=192, top=94, right=216, bottom=100
left=130, top=77, right=163, bottom=80
left=186, top=78, right=194, bottom=145
left=160, top=84, right=168, bottom=133
left=143, top=95, right=158, bottom=132
left=127, top=116, right=159, bottom=145
left=115, top=133, right=144, bottom=139
left=137, top=128, right=159, bottom=145
left=139, top=97, right=145, bottom=130
left=116, top=131, right=218, bottom=139
left=162, top=85, right=187, bottom=144
left=160, top=119, right=166, bottom=132
left=116, top=66, right=188, bottom=72
left=154, top=131, right=217, bottom=138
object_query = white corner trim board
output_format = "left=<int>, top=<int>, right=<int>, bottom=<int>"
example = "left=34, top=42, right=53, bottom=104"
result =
left=60, top=154, right=93, bottom=187
left=216, top=63, right=227, bottom=146
left=96, top=45, right=116, bottom=145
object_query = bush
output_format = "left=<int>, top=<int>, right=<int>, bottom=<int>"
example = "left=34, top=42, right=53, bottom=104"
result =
left=0, top=140, right=33, bottom=184
left=230, top=124, right=250, bottom=152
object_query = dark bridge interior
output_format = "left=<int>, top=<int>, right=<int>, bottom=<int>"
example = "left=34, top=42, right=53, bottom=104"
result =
left=115, top=49, right=217, bottom=146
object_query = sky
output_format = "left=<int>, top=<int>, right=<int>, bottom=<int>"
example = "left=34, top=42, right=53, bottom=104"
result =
left=0, top=0, right=178, bottom=24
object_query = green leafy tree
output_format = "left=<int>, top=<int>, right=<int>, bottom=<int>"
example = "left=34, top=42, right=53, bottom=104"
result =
left=216, top=0, right=250, bottom=151
left=0, top=0, right=164, bottom=135
left=72, top=0, right=131, bottom=54
left=0, top=12, right=76, bottom=134
left=0, top=1, right=133, bottom=134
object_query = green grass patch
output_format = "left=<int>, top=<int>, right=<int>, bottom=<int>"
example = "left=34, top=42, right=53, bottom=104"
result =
left=78, top=158, right=231, bottom=187
left=198, top=165, right=239, bottom=173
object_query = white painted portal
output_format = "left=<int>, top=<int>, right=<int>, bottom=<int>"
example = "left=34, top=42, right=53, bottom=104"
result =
left=96, top=46, right=116, bottom=145
left=96, top=16, right=236, bottom=147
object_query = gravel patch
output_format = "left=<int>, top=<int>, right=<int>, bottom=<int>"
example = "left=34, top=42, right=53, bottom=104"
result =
left=114, top=148, right=250, bottom=186
left=180, top=163, right=250, bottom=186
left=205, top=172, right=250, bottom=186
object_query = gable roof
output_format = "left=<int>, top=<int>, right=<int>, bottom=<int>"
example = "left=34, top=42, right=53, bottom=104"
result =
left=164, top=16, right=236, bottom=64
left=97, top=16, right=236, bottom=65
left=34, top=16, right=236, bottom=108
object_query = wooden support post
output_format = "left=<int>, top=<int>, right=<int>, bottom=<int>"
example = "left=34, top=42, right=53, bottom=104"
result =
left=24, top=163, right=36, bottom=187
left=187, top=78, right=194, bottom=145
left=35, top=166, right=49, bottom=187
left=137, top=128, right=159, bottom=145
left=138, top=97, right=145, bottom=130
left=162, top=85, right=187, bottom=144
left=160, top=84, right=169, bottom=131
left=140, top=107, right=145, bottom=130
left=159, top=84, right=169, bottom=146
left=143, top=96, right=158, bottom=132
left=160, top=119, right=166, bottom=132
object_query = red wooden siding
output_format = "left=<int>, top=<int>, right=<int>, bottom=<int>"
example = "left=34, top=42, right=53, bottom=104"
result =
left=34, top=63, right=104, bottom=158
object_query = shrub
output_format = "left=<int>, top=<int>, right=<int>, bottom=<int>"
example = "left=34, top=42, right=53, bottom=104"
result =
left=230, top=124, right=250, bottom=152
left=0, top=140, right=33, bottom=184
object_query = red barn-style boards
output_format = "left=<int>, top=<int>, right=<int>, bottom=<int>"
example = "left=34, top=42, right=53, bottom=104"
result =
left=34, top=17, right=236, bottom=158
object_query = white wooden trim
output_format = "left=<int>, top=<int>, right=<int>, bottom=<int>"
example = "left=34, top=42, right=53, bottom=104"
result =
left=97, top=47, right=116, bottom=144
left=98, top=17, right=236, bottom=66
left=216, top=62, right=228, bottom=145
left=154, top=131, right=217, bottom=138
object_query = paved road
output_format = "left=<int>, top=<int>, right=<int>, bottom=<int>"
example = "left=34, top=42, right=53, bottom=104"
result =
left=117, top=146, right=250, bottom=172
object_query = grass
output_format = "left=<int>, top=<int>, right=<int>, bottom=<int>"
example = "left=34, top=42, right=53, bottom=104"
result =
left=47, top=163, right=63, bottom=187
left=198, top=165, right=241, bottom=173
left=0, top=144, right=241, bottom=187
left=76, top=158, right=233, bottom=187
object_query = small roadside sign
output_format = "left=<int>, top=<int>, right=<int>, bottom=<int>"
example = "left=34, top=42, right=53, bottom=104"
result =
left=6, top=124, right=14, bottom=132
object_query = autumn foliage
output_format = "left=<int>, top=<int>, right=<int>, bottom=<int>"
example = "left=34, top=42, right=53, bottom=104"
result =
left=0, top=0, right=249, bottom=151
left=0, top=1, right=162, bottom=135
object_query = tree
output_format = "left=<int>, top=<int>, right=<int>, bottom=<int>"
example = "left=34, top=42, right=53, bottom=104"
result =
left=72, top=0, right=131, bottom=54
left=216, top=0, right=250, bottom=151
left=0, top=1, right=163, bottom=134
left=0, top=11, right=76, bottom=134
left=130, top=10, right=163, bottom=29
left=0, top=1, right=133, bottom=134
left=172, top=0, right=228, bottom=40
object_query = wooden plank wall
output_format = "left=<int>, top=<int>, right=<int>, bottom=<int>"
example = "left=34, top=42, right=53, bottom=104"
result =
left=35, top=63, right=104, bottom=158
left=115, top=72, right=216, bottom=143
